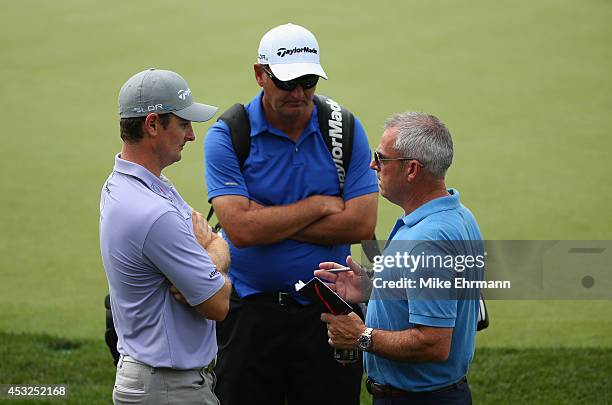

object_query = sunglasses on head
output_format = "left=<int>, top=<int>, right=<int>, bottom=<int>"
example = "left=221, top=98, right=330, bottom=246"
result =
left=261, top=66, right=319, bottom=91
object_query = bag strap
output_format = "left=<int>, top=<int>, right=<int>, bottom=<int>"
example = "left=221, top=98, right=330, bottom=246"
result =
left=312, top=95, right=381, bottom=261
left=219, top=103, right=251, bottom=169
left=206, top=104, right=251, bottom=230
left=313, top=94, right=354, bottom=193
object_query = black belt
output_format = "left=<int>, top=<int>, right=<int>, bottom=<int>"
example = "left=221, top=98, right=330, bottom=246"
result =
left=366, top=377, right=467, bottom=398
left=240, top=291, right=309, bottom=307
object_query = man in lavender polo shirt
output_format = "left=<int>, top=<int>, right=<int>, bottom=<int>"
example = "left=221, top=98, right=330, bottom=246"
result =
left=100, top=68, right=231, bottom=405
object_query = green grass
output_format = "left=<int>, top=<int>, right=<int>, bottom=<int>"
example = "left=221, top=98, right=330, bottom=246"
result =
left=2, top=332, right=611, bottom=405
left=478, top=301, right=612, bottom=348
left=0, top=333, right=114, bottom=404
left=0, top=0, right=611, bottom=402
left=469, top=347, right=612, bottom=404
left=0, top=0, right=611, bottom=342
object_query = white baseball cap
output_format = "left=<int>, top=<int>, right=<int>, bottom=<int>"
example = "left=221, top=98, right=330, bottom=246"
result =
left=257, top=23, right=328, bottom=81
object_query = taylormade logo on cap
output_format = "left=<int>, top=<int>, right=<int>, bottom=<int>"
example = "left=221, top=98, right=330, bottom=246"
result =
left=257, top=23, right=328, bottom=81
left=177, top=89, right=192, bottom=100
left=276, top=46, right=318, bottom=58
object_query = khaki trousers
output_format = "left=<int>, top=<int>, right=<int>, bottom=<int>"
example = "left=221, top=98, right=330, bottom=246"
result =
left=113, top=355, right=219, bottom=405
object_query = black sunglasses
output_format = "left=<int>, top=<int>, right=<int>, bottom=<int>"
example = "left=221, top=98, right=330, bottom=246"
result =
left=261, top=66, right=319, bottom=91
left=373, top=150, right=424, bottom=169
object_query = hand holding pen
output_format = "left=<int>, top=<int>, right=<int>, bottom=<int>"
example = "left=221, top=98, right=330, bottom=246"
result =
left=314, top=256, right=373, bottom=304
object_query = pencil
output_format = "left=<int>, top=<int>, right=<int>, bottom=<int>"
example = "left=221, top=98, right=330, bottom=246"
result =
left=325, top=267, right=351, bottom=273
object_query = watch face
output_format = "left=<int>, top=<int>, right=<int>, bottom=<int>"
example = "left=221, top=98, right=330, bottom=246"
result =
left=358, top=334, right=371, bottom=351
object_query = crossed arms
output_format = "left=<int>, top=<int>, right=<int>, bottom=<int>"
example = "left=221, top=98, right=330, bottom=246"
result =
left=211, top=192, right=378, bottom=248
left=185, top=211, right=232, bottom=321
left=172, top=190, right=376, bottom=319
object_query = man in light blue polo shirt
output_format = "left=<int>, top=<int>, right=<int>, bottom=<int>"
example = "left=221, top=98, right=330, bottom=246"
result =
left=100, top=68, right=231, bottom=405
left=204, top=23, right=378, bottom=405
left=317, top=112, right=483, bottom=404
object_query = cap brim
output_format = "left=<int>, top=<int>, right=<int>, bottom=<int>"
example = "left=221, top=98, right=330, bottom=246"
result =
left=174, top=102, right=218, bottom=122
left=270, top=63, right=328, bottom=81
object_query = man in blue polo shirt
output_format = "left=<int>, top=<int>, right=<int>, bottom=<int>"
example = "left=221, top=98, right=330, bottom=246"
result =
left=100, top=68, right=232, bottom=404
left=317, top=112, right=483, bottom=404
left=204, top=24, right=378, bottom=405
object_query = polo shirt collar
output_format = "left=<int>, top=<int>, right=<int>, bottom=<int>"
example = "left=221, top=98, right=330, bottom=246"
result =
left=113, top=154, right=172, bottom=199
left=246, top=91, right=318, bottom=140
left=401, top=188, right=461, bottom=228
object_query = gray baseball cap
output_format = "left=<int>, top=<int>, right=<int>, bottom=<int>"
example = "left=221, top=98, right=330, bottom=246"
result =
left=119, top=68, right=218, bottom=122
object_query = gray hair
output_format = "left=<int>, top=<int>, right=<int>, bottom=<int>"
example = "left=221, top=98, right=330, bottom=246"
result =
left=384, top=112, right=453, bottom=178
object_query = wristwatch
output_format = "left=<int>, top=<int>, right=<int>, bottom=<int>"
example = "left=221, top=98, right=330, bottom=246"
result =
left=357, top=327, right=374, bottom=352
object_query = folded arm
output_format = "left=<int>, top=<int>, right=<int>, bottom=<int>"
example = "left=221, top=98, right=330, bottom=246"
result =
left=204, top=236, right=230, bottom=273
left=188, top=211, right=232, bottom=321
left=194, top=276, right=231, bottom=321
left=191, top=210, right=230, bottom=273
left=291, top=192, right=378, bottom=245
left=211, top=194, right=344, bottom=248
left=145, top=211, right=231, bottom=321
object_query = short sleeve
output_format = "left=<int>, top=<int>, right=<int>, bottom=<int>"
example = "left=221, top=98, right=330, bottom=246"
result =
left=142, top=211, right=225, bottom=306
left=343, top=116, right=379, bottom=201
left=204, top=121, right=251, bottom=202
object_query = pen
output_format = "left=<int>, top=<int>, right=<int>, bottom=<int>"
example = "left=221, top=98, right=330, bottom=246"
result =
left=325, top=267, right=351, bottom=273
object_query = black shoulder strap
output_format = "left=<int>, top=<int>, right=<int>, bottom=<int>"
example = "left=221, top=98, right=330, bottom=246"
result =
left=218, top=103, right=251, bottom=169
left=206, top=103, right=252, bottom=230
left=313, top=94, right=355, bottom=193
